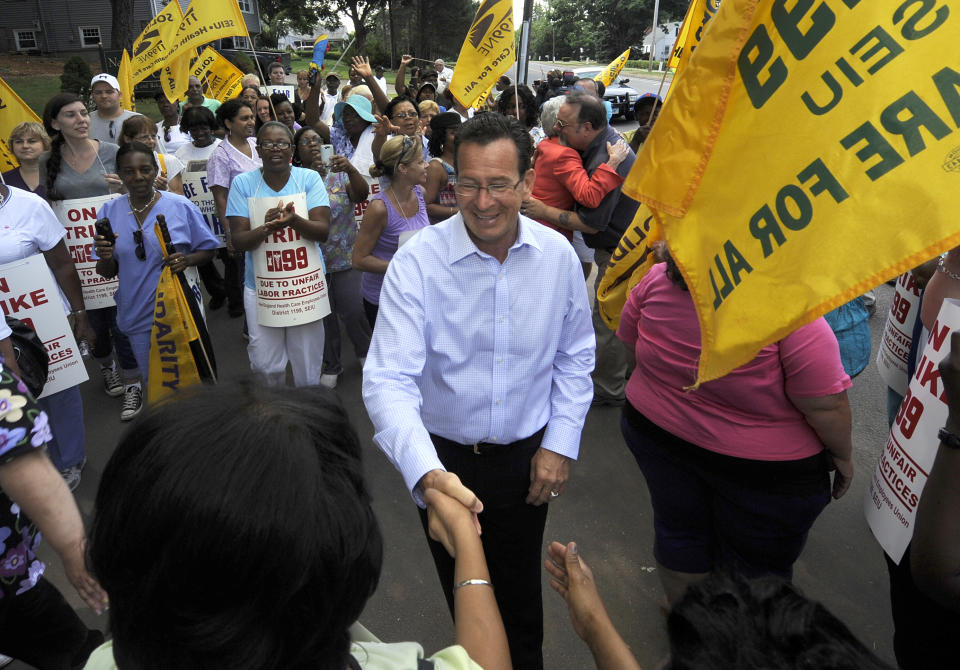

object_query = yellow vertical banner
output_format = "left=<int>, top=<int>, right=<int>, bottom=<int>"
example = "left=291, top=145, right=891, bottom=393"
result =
left=595, top=48, right=632, bottom=87
left=130, top=0, right=184, bottom=84
left=448, top=0, right=515, bottom=109
left=161, top=52, right=193, bottom=103
left=668, top=0, right=721, bottom=73
left=190, top=47, right=244, bottom=102
left=164, top=0, right=250, bottom=65
left=118, top=49, right=136, bottom=112
left=626, top=0, right=960, bottom=385
left=0, top=76, right=42, bottom=171
left=597, top=204, right=663, bottom=330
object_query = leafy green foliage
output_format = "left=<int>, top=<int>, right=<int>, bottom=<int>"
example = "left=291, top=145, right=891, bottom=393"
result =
left=60, top=57, right=92, bottom=98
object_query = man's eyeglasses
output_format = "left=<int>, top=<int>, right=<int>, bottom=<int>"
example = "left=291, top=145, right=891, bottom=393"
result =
left=454, top=178, right=523, bottom=199
left=259, top=141, right=292, bottom=151
left=133, top=230, right=146, bottom=261
left=392, top=111, right=419, bottom=119
left=554, top=117, right=576, bottom=130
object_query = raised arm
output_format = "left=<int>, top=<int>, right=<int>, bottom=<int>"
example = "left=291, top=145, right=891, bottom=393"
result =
left=395, top=54, right=412, bottom=96
left=351, top=56, right=391, bottom=115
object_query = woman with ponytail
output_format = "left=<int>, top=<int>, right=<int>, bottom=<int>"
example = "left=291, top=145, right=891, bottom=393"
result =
left=40, top=93, right=144, bottom=427
left=352, top=134, right=429, bottom=327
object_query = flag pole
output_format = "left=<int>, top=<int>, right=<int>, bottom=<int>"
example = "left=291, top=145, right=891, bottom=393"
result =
left=647, top=67, right=669, bottom=125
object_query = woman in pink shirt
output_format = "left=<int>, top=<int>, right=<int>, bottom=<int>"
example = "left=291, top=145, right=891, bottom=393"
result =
left=615, top=255, right=854, bottom=607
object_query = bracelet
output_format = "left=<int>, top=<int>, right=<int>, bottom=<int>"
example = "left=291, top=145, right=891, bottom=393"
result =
left=453, top=578, right=492, bottom=592
left=938, top=427, right=960, bottom=449
left=70, top=308, right=86, bottom=315
left=937, top=257, right=960, bottom=282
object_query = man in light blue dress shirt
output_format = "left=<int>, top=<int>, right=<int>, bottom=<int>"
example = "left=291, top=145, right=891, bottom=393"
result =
left=363, top=114, right=595, bottom=670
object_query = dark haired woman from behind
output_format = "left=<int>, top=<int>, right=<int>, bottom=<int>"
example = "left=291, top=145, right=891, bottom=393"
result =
left=423, top=112, right=460, bottom=224
left=615, top=253, right=854, bottom=606
left=82, top=381, right=511, bottom=670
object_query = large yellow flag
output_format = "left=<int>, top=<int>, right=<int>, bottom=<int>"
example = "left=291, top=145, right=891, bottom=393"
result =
left=0, top=77, right=42, bottom=171
left=448, top=0, right=515, bottom=109
left=164, top=0, right=250, bottom=66
left=130, top=0, right=184, bottom=84
left=118, top=50, right=136, bottom=112
left=160, top=52, right=193, bottom=103
left=595, top=48, right=632, bottom=87
left=627, top=0, right=960, bottom=386
left=190, top=47, right=244, bottom=102
left=668, top=0, right=721, bottom=73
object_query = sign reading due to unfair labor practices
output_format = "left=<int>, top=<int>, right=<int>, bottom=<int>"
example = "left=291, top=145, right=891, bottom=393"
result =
left=0, top=255, right=88, bottom=398
left=248, top=193, right=331, bottom=328
left=448, top=0, right=515, bottom=109
left=626, top=0, right=960, bottom=386
left=50, top=195, right=121, bottom=309
left=866, top=298, right=960, bottom=564
left=876, top=272, right=923, bottom=396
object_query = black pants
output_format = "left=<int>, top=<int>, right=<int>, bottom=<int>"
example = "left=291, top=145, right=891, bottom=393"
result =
left=198, top=249, right=242, bottom=310
left=363, top=298, right=379, bottom=329
left=0, top=577, right=103, bottom=669
left=418, top=428, right=549, bottom=670
left=886, top=546, right=960, bottom=669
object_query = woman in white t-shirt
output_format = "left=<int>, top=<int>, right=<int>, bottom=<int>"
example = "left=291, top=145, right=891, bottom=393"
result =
left=0, top=184, right=95, bottom=489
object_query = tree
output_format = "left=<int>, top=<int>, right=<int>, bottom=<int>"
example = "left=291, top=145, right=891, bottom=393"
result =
left=110, top=0, right=136, bottom=50
left=258, top=0, right=340, bottom=48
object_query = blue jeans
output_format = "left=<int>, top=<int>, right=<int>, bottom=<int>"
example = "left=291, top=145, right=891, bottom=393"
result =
left=87, top=306, right=138, bottom=373
left=37, top=385, right=84, bottom=470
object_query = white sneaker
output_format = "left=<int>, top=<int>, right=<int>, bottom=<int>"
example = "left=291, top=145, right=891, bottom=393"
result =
left=319, top=373, right=338, bottom=389
left=100, top=364, right=123, bottom=397
left=0, top=654, right=14, bottom=668
left=120, top=384, right=143, bottom=421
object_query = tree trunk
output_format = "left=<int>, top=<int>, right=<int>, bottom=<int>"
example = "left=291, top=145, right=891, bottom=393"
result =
left=110, top=0, right=137, bottom=51
left=388, top=0, right=396, bottom=68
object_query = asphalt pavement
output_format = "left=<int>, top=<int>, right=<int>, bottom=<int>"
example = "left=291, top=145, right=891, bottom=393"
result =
left=15, top=266, right=900, bottom=670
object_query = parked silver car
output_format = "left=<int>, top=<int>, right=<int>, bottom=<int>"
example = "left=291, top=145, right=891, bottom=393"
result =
left=572, top=67, right=640, bottom=120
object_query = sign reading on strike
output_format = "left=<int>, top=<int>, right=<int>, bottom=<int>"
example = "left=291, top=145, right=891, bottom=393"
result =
left=876, top=272, right=923, bottom=396
left=50, top=195, right=121, bottom=309
left=181, top=164, right=225, bottom=246
left=865, top=298, right=960, bottom=564
left=0, top=255, right=88, bottom=398
left=248, top=193, right=330, bottom=327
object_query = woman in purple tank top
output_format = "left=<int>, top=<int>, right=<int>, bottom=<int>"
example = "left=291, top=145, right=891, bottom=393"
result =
left=352, top=135, right=429, bottom=327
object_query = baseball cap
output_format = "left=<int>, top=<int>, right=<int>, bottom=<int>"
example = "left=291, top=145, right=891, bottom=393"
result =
left=326, top=72, right=341, bottom=81
left=90, top=73, right=121, bottom=92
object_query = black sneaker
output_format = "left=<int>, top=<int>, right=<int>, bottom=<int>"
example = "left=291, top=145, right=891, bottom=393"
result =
left=120, top=384, right=143, bottom=421
left=100, top=364, right=123, bottom=397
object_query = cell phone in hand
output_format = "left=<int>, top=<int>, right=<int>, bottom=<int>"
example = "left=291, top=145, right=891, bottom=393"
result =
left=94, top=218, right=115, bottom=243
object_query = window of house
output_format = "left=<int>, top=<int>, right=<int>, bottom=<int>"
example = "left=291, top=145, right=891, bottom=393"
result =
left=237, top=0, right=253, bottom=12
left=78, top=26, right=101, bottom=48
left=229, top=35, right=251, bottom=49
left=14, top=30, right=37, bottom=50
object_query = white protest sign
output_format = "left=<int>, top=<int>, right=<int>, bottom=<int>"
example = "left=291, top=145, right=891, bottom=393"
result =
left=865, top=298, right=960, bottom=564
left=248, top=193, right=330, bottom=327
left=354, top=177, right=381, bottom=229
left=50, top=195, right=121, bottom=309
left=0, top=255, right=88, bottom=398
left=181, top=163, right=226, bottom=246
left=261, top=85, right=294, bottom=101
left=876, top=273, right=923, bottom=396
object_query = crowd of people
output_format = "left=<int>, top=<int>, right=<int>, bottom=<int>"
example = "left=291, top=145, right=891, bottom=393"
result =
left=0, top=54, right=957, bottom=670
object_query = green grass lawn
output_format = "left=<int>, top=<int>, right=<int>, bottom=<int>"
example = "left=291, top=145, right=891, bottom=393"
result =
left=8, top=75, right=161, bottom=122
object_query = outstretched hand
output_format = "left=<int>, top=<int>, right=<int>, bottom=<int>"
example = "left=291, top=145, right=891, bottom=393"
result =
left=424, top=486, right=482, bottom=558
left=351, top=56, right=373, bottom=79
left=545, top=541, right=608, bottom=642
left=373, top=114, right=400, bottom=138
left=418, top=469, right=483, bottom=543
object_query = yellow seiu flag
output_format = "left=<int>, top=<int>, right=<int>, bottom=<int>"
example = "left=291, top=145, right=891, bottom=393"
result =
left=0, top=76, right=42, bottom=171
left=163, top=0, right=250, bottom=66
left=597, top=204, right=663, bottom=331
left=160, top=52, right=193, bottom=103
left=148, top=221, right=213, bottom=404
left=595, top=48, right=632, bottom=87
left=668, top=0, right=721, bottom=73
left=448, top=0, right=515, bottom=109
left=625, top=0, right=960, bottom=386
left=118, top=50, right=136, bottom=112
left=130, top=0, right=184, bottom=84
left=190, top=47, right=244, bottom=102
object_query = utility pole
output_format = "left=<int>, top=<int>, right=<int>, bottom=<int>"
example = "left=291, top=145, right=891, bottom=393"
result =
left=649, top=0, right=661, bottom=70
left=517, top=0, right=534, bottom=85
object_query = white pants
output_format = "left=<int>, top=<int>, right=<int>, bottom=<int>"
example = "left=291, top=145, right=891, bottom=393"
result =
left=243, top=287, right=325, bottom=387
